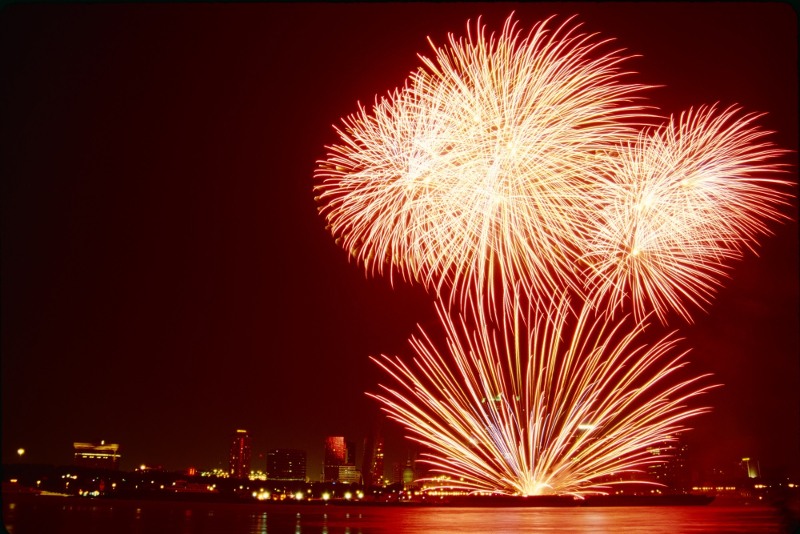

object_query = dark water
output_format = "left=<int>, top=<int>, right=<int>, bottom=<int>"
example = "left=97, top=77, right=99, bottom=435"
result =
left=1, top=495, right=789, bottom=534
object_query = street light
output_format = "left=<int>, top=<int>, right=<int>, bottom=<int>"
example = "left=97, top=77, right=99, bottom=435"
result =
left=17, top=448, right=25, bottom=460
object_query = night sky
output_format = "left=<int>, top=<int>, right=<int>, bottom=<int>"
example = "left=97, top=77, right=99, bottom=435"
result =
left=2, top=3, right=797, bottom=480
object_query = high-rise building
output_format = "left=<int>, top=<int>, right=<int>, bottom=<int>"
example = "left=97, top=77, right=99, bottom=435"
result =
left=324, top=436, right=346, bottom=482
left=645, top=441, right=674, bottom=488
left=362, top=436, right=385, bottom=487
left=229, top=430, right=252, bottom=479
left=266, top=449, right=307, bottom=481
left=73, top=440, right=121, bottom=470
left=672, top=438, right=691, bottom=492
left=645, top=434, right=690, bottom=492
left=372, top=438, right=385, bottom=485
left=345, top=441, right=356, bottom=465
left=362, top=437, right=374, bottom=486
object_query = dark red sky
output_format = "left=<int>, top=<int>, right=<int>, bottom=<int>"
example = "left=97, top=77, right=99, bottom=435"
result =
left=2, top=3, right=797, bottom=479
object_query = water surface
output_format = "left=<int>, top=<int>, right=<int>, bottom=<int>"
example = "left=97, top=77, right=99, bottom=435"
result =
left=2, top=495, right=787, bottom=534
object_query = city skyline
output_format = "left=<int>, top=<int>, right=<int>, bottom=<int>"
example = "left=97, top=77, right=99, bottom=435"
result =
left=2, top=3, right=797, bottom=481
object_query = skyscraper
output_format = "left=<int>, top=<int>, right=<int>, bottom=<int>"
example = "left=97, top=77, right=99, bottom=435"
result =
left=266, top=449, right=307, bottom=481
left=323, top=436, right=346, bottom=482
left=345, top=440, right=356, bottom=465
left=362, top=436, right=385, bottom=487
left=229, top=430, right=251, bottom=479
left=645, top=433, right=691, bottom=492
left=372, top=437, right=385, bottom=485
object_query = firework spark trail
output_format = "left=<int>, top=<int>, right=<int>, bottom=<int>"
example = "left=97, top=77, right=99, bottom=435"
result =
left=313, top=13, right=790, bottom=497
left=315, top=15, right=655, bottom=319
left=581, top=105, right=791, bottom=324
left=370, top=295, right=716, bottom=496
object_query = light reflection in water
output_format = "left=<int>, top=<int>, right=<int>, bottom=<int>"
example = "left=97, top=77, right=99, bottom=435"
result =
left=255, top=511, right=267, bottom=534
left=0, top=497, right=788, bottom=534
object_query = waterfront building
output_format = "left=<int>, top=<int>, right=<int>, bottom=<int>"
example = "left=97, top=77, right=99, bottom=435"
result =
left=373, top=438, right=385, bottom=485
left=672, top=439, right=691, bottom=492
left=739, top=457, right=761, bottom=479
left=266, top=449, right=307, bottom=481
left=73, top=440, right=121, bottom=470
left=338, top=464, right=361, bottom=484
left=402, top=457, right=416, bottom=490
left=644, top=434, right=691, bottom=492
left=324, top=436, right=346, bottom=482
left=229, top=430, right=252, bottom=479
left=362, top=436, right=385, bottom=487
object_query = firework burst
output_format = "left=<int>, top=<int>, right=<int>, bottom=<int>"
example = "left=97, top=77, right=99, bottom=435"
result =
left=315, top=15, right=654, bottom=317
left=314, top=13, right=790, bottom=499
left=581, top=105, right=791, bottom=323
left=371, top=296, right=715, bottom=496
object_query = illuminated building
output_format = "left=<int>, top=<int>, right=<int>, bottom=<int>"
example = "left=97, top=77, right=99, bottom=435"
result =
left=338, top=464, right=361, bottom=484
left=361, top=436, right=385, bottom=487
left=250, top=470, right=267, bottom=481
left=672, top=439, right=691, bottom=492
left=73, top=440, right=121, bottom=470
left=645, top=441, right=675, bottom=489
left=644, top=434, right=690, bottom=492
left=229, top=430, right=252, bottom=479
left=739, top=458, right=761, bottom=479
left=402, top=457, right=416, bottom=490
left=323, top=436, right=346, bottom=482
left=266, top=449, right=307, bottom=481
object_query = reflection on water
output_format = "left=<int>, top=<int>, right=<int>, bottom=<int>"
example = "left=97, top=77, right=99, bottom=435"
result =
left=1, top=495, right=787, bottom=534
